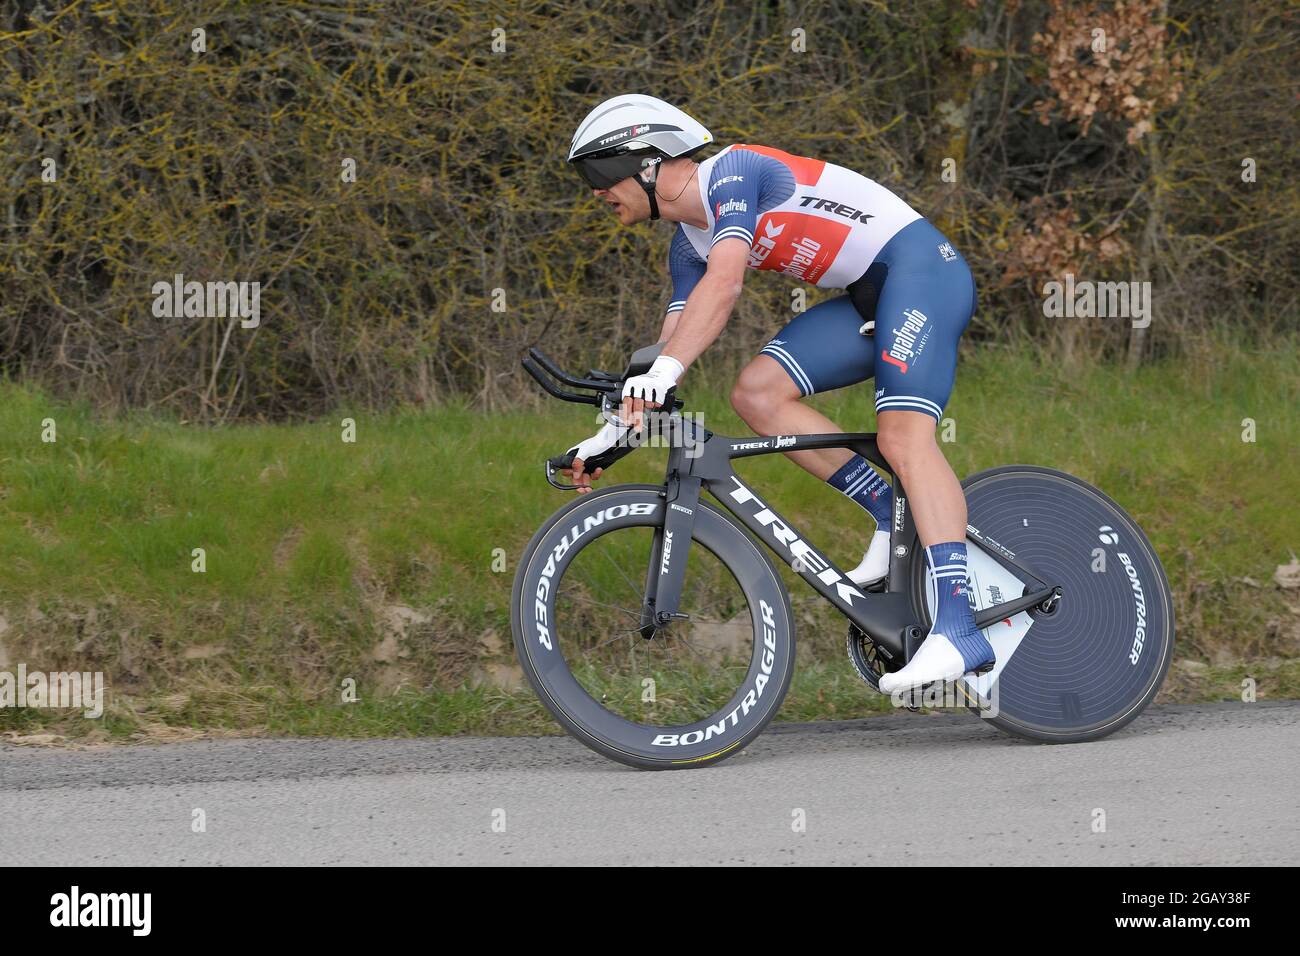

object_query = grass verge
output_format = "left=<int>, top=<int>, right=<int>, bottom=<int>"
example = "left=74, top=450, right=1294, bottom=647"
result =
left=1, top=334, right=1297, bottom=742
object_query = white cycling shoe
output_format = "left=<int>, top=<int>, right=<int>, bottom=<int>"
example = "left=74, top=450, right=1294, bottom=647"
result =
left=847, top=529, right=892, bottom=587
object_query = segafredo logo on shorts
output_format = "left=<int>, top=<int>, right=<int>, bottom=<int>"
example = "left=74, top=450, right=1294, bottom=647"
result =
left=532, top=502, right=657, bottom=651
left=1118, top=552, right=1149, bottom=665
left=715, top=198, right=748, bottom=217
left=880, top=308, right=931, bottom=374
left=651, top=599, right=778, bottom=747
left=726, top=477, right=866, bottom=607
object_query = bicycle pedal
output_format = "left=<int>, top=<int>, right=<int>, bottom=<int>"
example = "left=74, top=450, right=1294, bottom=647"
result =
left=971, top=659, right=996, bottom=676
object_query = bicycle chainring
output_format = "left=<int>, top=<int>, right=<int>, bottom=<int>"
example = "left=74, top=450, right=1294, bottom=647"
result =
left=846, top=624, right=885, bottom=694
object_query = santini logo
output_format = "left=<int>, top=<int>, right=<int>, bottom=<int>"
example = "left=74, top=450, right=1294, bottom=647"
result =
left=50, top=886, right=151, bottom=936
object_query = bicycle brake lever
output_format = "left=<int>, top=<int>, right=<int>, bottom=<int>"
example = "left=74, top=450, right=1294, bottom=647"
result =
left=545, top=457, right=580, bottom=491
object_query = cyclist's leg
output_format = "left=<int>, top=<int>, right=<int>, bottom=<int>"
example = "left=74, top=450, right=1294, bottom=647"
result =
left=730, top=293, right=875, bottom=481
left=869, top=222, right=975, bottom=547
left=733, top=296, right=896, bottom=582
left=868, top=221, right=992, bottom=690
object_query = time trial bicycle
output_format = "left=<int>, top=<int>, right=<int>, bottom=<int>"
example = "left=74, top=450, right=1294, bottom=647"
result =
left=512, top=344, right=1175, bottom=769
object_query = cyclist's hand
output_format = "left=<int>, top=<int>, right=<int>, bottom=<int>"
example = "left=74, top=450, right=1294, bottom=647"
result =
left=566, top=459, right=604, bottom=494
left=561, top=420, right=627, bottom=494
left=621, top=355, right=684, bottom=428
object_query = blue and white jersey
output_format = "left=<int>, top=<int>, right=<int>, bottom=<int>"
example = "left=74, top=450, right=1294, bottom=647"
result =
left=666, top=144, right=922, bottom=314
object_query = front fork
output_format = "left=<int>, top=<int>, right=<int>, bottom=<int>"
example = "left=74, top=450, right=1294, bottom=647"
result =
left=639, top=471, right=703, bottom=637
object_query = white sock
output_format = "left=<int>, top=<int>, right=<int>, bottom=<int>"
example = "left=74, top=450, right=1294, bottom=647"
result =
left=847, top=529, right=891, bottom=586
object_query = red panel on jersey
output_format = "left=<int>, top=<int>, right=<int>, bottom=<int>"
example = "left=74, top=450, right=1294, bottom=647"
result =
left=745, top=212, right=850, bottom=285
left=736, top=144, right=826, bottom=186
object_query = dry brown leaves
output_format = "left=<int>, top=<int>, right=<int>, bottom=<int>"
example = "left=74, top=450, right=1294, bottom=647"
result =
left=1000, top=196, right=1130, bottom=286
left=1032, top=0, right=1184, bottom=142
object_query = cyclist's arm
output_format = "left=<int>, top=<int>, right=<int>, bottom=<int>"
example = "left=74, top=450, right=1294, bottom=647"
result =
left=658, top=151, right=761, bottom=368
left=657, top=310, right=680, bottom=344
left=660, top=238, right=748, bottom=369
left=660, top=227, right=705, bottom=344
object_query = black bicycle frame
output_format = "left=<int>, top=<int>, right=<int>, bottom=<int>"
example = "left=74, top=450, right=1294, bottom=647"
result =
left=642, top=412, right=1061, bottom=664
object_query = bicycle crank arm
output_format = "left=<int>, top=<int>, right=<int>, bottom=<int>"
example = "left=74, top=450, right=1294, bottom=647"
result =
left=974, top=585, right=1061, bottom=629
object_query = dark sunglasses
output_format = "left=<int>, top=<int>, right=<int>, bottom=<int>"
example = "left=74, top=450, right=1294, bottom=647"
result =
left=573, top=151, right=657, bottom=190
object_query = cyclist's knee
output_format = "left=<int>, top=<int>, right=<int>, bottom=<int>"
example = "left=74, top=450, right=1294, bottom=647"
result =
left=876, top=412, right=938, bottom=477
left=731, top=360, right=797, bottom=424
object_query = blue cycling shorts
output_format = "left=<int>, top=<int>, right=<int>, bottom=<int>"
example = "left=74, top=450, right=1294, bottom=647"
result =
left=758, top=218, right=976, bottom=422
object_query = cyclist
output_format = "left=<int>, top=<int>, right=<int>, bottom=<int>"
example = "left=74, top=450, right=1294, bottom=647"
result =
left=562, top=94, right=990, bottom=693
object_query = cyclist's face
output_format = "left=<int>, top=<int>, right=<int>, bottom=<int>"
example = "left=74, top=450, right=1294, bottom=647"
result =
left=592, top=176, right=648, bottom=225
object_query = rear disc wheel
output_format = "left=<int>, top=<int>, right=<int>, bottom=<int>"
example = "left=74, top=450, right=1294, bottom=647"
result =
left=910, top=466, right=1175, bottom=742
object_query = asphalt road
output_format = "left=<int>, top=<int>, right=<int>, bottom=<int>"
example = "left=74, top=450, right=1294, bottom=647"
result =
left=2, top=702, right=1295, bottom=865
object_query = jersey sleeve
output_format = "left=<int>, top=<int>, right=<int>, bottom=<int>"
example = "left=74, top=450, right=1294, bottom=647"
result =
left=704, top=149, right=764, bottom=249
left=666, top=226, right=707, bottom=315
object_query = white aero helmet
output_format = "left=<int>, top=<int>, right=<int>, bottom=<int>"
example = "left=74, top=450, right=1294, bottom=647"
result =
left=567, top=94, right=712, bottom=219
